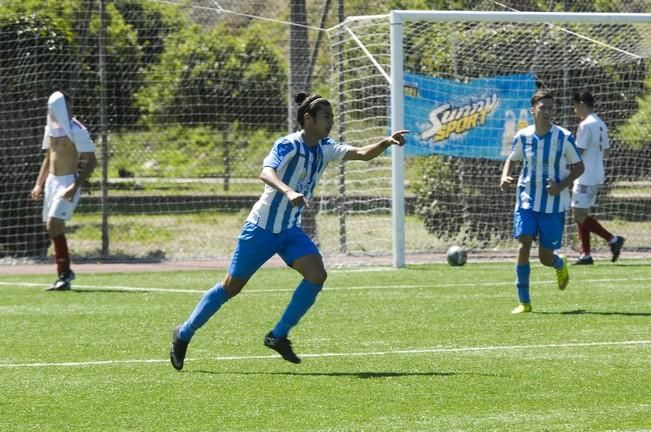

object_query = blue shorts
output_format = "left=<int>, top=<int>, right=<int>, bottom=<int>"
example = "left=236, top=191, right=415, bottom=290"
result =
left=513, top=208, right=565, bottom=250
left=228, top=222, right=320, bottom=279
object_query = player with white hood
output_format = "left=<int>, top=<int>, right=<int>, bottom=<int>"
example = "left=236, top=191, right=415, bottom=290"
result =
left=31, top=91, right=97, bottom=291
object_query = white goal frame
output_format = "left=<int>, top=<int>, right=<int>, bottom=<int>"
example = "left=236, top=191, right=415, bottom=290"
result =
left=388, top=10, right=651, bottom=267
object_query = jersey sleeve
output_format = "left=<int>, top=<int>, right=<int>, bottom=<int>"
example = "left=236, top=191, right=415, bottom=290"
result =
left=507, top=133, right=523, bottom=161
left=70, top=120, right=96, bottom=153
left=72, top=128, right=96, bottom=153
left=575, top=122, right=591, bottom=150
left=263, top=138, right=297, bottom=170
left=321, top=138, right=353, bottom=163
left=42, top=127, right=50, bottom=150
left=564, top=134, right=582, bottom=164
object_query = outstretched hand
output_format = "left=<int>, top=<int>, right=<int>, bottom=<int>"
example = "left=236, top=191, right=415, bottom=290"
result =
left=387, top=130, right=409, bottom=146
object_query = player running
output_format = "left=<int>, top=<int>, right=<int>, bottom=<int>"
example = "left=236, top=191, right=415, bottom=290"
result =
left=169, top=92, right=409, bottom=369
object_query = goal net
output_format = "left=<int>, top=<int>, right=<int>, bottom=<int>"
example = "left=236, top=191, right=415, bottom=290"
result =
left=325, top=10, right=651, bottom=266
left=1, top=2, right=650, bottom=268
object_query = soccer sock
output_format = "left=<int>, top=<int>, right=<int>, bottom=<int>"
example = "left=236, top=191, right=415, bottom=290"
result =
left=272, top=279, right=323, bottom=338
left=179, top=283, right=229, bottom=342
left=52, top=234, right=70, bottom=275
left=515, top=263, right=531, bottom=304
left=552, top=254, right=564, bottom=270
left=583, top=216, right=614, bottom=242
left=577, top=222, right=592, bottom=256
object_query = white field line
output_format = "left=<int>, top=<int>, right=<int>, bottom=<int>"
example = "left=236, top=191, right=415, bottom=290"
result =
left=0, top=275, right=650, bottom=294
left=1, top=339, right=649, bottom=369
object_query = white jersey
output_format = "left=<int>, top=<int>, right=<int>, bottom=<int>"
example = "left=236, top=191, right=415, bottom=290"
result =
left=508, top=124, right=581, bottom=213
left=42, top=118, right=96, bottom=153
left=247, top=132, right=352, bottom=233
left=574, top=113, right=609, bottom=186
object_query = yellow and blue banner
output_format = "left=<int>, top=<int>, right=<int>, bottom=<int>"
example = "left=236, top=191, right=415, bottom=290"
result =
left=403, top=72, right=537, bottom=159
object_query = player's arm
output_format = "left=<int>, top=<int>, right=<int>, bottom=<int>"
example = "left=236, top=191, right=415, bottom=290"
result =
left=62, top=151, right=97, bottom=201
left=500, top=158, right=515, bottom=192
left=259, top=166, right=308, bottom=208
left=343, top=130, right=409, bottom=161
left=31, top=150, right=50, bottom=200
left=547, top=161, right=584, bottom=196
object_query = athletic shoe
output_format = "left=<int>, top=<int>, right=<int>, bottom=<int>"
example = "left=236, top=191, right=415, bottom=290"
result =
left=556, top=255, right=569, bottom=291
left=170, top=326, right=189, bottom=371
left=511, top=303, right=532, bottom=314
left=572, top=256, right=594, bottom=265
left=45, top=270, right=75, bottom=291
left=264, top=331, right=301, bottom=364
left=610, top=236, right=625, bottom=262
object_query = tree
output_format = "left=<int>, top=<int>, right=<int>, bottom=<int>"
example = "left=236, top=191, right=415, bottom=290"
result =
left=0, top=13, right=75, bottom=257
left=136, top=23, right=286, bottom=131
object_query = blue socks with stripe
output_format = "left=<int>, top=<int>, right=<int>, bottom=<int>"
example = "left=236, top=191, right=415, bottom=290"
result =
left=516, top=263, right=531, bottom=304
left=179, top=283, right=229, bottom=342
left=552, top=254, right=564, bottom=269
left=272, top=279, right=323, bottom=338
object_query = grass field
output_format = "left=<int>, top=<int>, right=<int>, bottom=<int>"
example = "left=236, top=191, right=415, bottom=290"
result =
left=1, top=260, right=650, bottom=431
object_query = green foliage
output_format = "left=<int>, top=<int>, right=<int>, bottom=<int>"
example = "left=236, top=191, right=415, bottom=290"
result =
left=413, top=155, right=463, bottom=239
left=108, top=125, right=278, bottom=178
left=0, top=12, right=75, bottom=257
left=135, top=23, right=286, bottom=130
left=413, top=156, right=513, bottom=243
left=619, top=59, right=651, bottom=149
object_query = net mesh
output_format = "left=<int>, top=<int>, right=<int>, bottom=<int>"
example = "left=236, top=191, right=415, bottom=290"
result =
left=327, top=12, right=651, bottom=258
left=0, top=0, right=650, bottom=266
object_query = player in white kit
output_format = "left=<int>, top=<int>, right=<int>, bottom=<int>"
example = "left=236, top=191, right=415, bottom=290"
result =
left=31, top=91, right=97, bottom=290
left=570, top=90, right=624, bottom=265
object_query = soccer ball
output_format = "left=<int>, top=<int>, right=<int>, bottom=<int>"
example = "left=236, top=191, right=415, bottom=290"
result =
left=447, top=245, right=467, bottom=266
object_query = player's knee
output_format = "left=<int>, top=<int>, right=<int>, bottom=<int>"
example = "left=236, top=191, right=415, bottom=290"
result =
left=538, top=252, right=555, bottom=267
left=47, top=222, right=64, bottom=238
left=222, top=275, right=247, bottom=298
left=306, top=269, right=327, bottom=286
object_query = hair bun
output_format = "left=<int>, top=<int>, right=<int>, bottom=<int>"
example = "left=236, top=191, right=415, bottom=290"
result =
left=294, top=92, right=308, bottom=105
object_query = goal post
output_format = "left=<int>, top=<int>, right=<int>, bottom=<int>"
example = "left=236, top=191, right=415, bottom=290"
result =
left=330, top=10, right=651, bottom=267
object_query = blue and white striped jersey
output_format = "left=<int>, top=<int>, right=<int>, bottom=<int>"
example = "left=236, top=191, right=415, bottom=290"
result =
left=509, top=124, right=581, bottom=213
left=247, top=132, right=352, bottom=233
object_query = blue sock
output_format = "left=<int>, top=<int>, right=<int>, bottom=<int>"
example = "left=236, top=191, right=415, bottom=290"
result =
left=516, top=263, right=531, bottom=304
left=179, top=283, right=229, bottom=342
left=272, top=279, right=323, bottom=338
left=552, top=254, right=564, bottom=269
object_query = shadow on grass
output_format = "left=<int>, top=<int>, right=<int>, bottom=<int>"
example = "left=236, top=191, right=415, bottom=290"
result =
left=535, top=309, right=651, bottom=317
left=190, top=370, right=504, bottom=379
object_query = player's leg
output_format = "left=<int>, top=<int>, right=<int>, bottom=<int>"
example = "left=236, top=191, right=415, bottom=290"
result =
left=512, top=209, right=534, bottom=314
left=572, top=206, right=593, bottom=265
left=44, top=177, right=80, bottom=291
left=537, top=212, right=569, bottom=290
left=170, top=222, right=278, bottom=370
left=263, top=228, right=323, bottom=362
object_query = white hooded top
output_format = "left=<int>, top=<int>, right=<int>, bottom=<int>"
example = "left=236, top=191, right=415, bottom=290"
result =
left=42, top=91, right=96, bottom=153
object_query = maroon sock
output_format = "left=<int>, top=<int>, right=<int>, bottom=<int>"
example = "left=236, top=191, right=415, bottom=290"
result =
left=583, top=216, right=614, bottom=242
left=577, top=222, right=591, bottom=256
left=52, top=234, right=71, bottom=275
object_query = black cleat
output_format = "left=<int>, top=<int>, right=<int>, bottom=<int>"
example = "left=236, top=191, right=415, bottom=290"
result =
left=264, top=331, right=301, bottom=364
left=610, top=236, right=625, bottom=262
left=170, top=326, right=189, bottom=371
left=572, top=256, right=594, bottom=265
left=45, top=270, right=75, bottom=291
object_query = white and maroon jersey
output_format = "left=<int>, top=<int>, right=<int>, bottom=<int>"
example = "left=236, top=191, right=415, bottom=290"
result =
left=574, top=113, right=609, bottom=186
left=42, top=118, right=96, bottom=153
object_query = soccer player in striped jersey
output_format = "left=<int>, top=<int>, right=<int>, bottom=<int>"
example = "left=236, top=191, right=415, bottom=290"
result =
left=570, top=90, right=624, bottom=265
left=500, top=89, right=584, bottom=314
left=169, top=92, right=409, bottom=369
